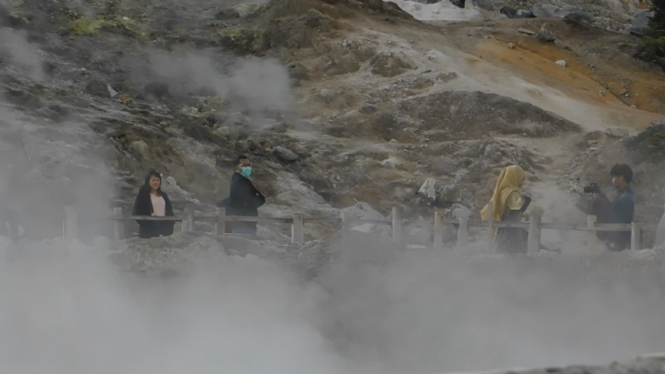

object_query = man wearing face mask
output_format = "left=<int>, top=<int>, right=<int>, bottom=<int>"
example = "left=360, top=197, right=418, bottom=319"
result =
left=591, top=163, right=635, bottom=251
left=218, top=155, right=266, bottom=235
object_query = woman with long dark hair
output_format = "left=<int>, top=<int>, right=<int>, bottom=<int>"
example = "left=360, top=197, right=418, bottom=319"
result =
left=132, top=170, right=175, bottom=239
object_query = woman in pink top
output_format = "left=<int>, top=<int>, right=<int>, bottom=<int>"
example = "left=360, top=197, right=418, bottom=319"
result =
left=132, top=170, right=175, bottom=239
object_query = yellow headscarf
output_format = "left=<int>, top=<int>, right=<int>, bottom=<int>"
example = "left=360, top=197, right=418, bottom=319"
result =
left=480, top=165, right=526, bottom=222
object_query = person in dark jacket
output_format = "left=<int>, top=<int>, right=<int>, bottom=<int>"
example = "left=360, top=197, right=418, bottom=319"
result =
left=593, top=163, right=635, bottom=251
left=218, top=155, right=265, bottom=235
left=132, top=170, right=175, bottom=239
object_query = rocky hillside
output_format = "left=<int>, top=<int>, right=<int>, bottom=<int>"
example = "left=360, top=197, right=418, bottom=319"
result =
left=1, top=0, right=664, bottom=240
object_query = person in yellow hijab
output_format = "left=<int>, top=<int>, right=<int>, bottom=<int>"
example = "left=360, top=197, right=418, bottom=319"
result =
left=480, top=165, right=532, bottom=254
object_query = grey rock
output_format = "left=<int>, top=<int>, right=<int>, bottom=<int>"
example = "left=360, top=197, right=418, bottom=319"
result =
left=272, top=172, right=337, bottom=218
left=431, top=156, right=456, bottom=175
left=418, top=178, right=439, bottom=202
left=605, top=127, right=630, bottom=139
left=320, top=88, right=338, bottom=102
left=380, top=157, right=403, bottom=169
left=86, top=80, right=112, bottom=97
left=499, top=7, right=517, bottom=18
left=341, top=202, right=385, bottom=221
left=536, top=29, right=557, bottom=42
left=165, top=176, right=178, bottom=186
left=107, top=83, right=118, bottom=98
left=438, top=183, right=461, bottom=204
left=449, top=0, right=464, bottom=8
left=418, top=178, right=461, bottom=205
left=214, top=126, right=231, bottom=139
left=531, top=3, right=572, bottom=19
left=272, top=146, right=299, bottom=162
left=563, top=11, right=596, bottom=25
left=501, top=7, right=534, bottom=19
left=129, top=140, right=149, bottom=160
left=360, top=104, right=378, bottom=114
left=516, top=10, right=535, bottom=18
left=341, top=202, right=391, bottom=241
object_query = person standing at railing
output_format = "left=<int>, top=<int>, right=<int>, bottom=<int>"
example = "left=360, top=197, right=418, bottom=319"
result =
left=132, top=170, right=176, bottom=239
left=217, top=155, right=265, bottom=235
left=480, top=165, right=532, bottom=254
left=590, top=164, right=635, bottom=251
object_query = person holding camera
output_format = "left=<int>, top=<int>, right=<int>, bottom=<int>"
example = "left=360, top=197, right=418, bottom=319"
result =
left=587, top=163, right=635, bottom=251
left=481, top=165, right=532, bottom=254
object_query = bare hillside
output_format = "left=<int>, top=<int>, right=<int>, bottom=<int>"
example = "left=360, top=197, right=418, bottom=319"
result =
left=0, top=0, right=664, bottom=239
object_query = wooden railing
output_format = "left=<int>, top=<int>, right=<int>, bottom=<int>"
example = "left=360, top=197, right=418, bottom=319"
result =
left=58, top=203, right=658, bottom=252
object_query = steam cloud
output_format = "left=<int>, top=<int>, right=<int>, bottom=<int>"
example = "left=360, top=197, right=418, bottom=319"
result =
left=2, top=228, right=665, bottom=374
left=0, top=27, right=44, bottom=82
left=148, top=51, right=294, bottom=115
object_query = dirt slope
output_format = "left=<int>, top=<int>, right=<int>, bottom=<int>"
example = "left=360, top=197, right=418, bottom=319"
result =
left=1, top=0, right=664, bottom=239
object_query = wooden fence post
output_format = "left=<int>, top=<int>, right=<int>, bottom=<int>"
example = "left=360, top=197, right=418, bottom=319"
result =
left=181, top=217, right=187, bottom=233
left=340, top=210, right=351, bottom=231
left=631, top=222, right=641, bottom=251
left=186, top=204, right=195, bottom=233
left=587, top=215, right=598, bottom=253
left=487, top=202, right=494, bottom=253
left=456, top=216, right=469, bottom=250
left=292, top=213, right=304, bottom=243
left=527, top=210, right=543, bottom=254
left=433, top=211, right=444, bottom=250
left=216, top=208, right=226, bottom=236
left=113, top=207, right=125, bottom=240
left=392, top=206, right=404, bottom=243
left=63, top=205, right=77, bottom=241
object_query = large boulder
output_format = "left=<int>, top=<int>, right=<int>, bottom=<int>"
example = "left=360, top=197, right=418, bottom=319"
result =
left=270, top=171, right=339, bottom=217
left=531, top=3, right=573, bottom=19
left=418, top=178, right=462, bottom=206
left=271, top=146, right=299, bottom=162
left=340, top=202, right=392, bottom=241
left=563, top=11, right=596, bottom=26
left=499, top=7, right=534, bottom=19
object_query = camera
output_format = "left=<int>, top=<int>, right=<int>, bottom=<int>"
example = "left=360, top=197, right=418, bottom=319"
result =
left=583, top=182, right=600, bottom=194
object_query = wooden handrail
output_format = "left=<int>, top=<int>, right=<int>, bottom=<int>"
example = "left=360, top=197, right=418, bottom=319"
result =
left=58, top=204, right=658, bottom=252
left=440, top=219, right=657, bottom=232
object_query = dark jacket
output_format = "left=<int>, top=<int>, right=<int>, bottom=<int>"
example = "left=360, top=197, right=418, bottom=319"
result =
left=495, top=194, right=531, bottom=254
left=218, top=173, right=265, bottom=233
left=132, top=187, right=175, bottom=239
left=595, top=187, right=635, bottom=251
left=611, top=186, right=635, bottom=224
left=609, top=186, right=635, bottom=251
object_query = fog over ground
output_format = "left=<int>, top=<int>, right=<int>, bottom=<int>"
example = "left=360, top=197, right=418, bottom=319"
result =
left=1, top=224, right=665, bottom=374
